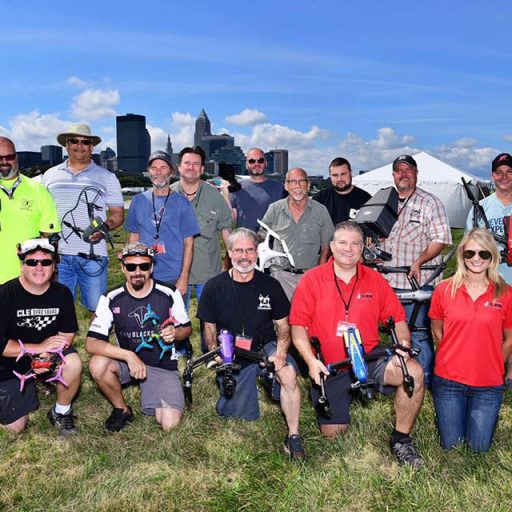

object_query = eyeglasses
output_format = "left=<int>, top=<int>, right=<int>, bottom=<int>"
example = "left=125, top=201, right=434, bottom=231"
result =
left=24, top=259, right=54, bottom=267
left=286, top=179, right=308, bottom=187
left=492, top=170, right=512, bottom=179
left=67, top=138, right=93, bottom=146
left=123, top=262, right=152, bottom=272
left=247, top=158, right=265, bottom=165
left=392, top=168, right=416, bottom=175
left=231, top=248, right=257, bottom=256
left=463, top=249, right=492, bottom=260
left=0, top=153, right=16, bottom=161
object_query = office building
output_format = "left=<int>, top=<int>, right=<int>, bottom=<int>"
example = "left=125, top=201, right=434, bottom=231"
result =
left=194, top=109, right=211, bottom=149
left=116, top=113, right=151, bottom=174
left=41, top=145, right=63, bottom=167
left=265, top=149, right=288, bottom=175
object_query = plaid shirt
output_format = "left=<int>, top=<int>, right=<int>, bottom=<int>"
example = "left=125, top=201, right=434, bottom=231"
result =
left=382, top=187, right=451, bottom=289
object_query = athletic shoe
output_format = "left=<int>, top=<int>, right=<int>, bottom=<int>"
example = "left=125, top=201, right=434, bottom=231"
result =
left=390, top=438, right=424, bottom=468
left=284, top=434, right=306, bottom=460
left=104, top=406, right=134, bottom=432
left=47, top=406, right=78, bottom=436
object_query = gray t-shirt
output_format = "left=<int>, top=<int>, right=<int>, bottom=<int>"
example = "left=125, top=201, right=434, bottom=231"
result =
left=171, top=181, right=233, bottom=284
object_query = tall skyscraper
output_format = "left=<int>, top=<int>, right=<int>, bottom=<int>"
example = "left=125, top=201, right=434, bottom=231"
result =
left=194, top=109, right=211, bottom=149
left=166, top=134, right=173, bottom=156
left=265, top=149, right=288, bottom=175
left=41, top=145, right=63, bottom=167
left=116, top=113, right=151, bottom=174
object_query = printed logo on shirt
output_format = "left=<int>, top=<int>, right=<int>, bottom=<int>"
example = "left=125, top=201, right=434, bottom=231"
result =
left=16, top=308, right=59, bottom=331
left=484, top=300, right=503, bottom=310
left=257, top=294, right=271, bottom=310
left=357, top=292, right=373, bottom=300
left=128, top=304, right=157, bottom=328
left=20, top=199, right=33, bottom=211
left=113, top=306, right=120, bottom=314
left=410, top=209, right=422, bottom=224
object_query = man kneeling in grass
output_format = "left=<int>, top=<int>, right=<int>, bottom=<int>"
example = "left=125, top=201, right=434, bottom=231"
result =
left=86, top=243, right=192, bottom=432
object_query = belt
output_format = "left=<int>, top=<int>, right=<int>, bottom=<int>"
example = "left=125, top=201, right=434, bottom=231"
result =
left=283, top=268, right=305, bottom=275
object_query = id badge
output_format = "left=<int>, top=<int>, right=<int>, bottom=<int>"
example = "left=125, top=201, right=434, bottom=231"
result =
left=151, top=242, right=166, bottom=254
left=336, top=321, right=357, bottom=338
left=235, top=335, right=253, bottom=350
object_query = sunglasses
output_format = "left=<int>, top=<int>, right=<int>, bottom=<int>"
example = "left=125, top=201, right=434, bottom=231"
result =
left=463, top=250, right=492, bottom=260
left=247, top=158, right=265, bottom=165
left=67, top=138, right=93, bottom=146
left=123, top=262, right=152, bottom=272
left=24, top=259, right=54, bottom=267
left=0, top=153, right=16, bottom=161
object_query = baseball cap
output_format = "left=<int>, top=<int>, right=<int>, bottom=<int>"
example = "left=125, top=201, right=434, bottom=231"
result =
left=17, top=238, right=56, bottom=258
left=392, top=155, right=417, bottom=169
left=147, top=150, right=173, bottom=169
left=120, top=242, right=155, bottom=260
left=492, top=153, right=512, bottom=172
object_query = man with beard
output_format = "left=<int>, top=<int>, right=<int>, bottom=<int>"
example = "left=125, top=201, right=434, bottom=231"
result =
left=0, top=137, right=60, bottom=284
left=126, top=151, right=200, bottom=295
left=313, top=157, right=371, bottom=225
left=42, top=124, right=124, bottom=315
left=86, top=242, right=192, bottom=431
left=230, top=148, right=284, bottom=231
left=382, top=155, right=451, bottom=388
left=260, top=168, right=334, bottom=300
left=197, top=228, right=305, bottom=459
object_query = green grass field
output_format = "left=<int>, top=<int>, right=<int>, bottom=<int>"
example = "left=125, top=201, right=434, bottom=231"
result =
left=2, top=229, right=512, bottom=512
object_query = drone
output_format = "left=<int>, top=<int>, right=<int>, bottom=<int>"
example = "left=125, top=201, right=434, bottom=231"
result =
left=256, top=219, right=295, bottom=271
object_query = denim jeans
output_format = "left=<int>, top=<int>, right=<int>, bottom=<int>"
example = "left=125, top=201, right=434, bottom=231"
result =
left=58, top=254, right=108, bottom=311
left=396, top=287, right=433, bottom=388
left=432, top=375, right=504, bottom=453
left=185, top=283, right=206, bottom=353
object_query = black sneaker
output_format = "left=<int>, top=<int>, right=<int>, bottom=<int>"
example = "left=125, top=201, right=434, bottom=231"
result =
left=284, top=434, right=306, bottom=461
left=104, top=406, right=134, bottom=432
left=390, top=438, right=424, bottom=468
left=47, top=406, right=78, bottom=436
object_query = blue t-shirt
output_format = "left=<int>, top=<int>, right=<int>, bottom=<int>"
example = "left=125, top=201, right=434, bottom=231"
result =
left=230, top=179, right=284, bottom=231
left=125, top=191, right=200, bottom=282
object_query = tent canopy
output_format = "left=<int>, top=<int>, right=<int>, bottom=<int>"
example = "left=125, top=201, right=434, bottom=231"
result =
left=352, top=151, right=487, bottom=228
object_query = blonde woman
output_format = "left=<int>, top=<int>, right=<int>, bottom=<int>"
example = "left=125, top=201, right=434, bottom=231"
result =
left=429, top=228, right=512, bottom=452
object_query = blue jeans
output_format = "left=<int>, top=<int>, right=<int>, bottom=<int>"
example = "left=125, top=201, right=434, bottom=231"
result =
left=396, top=287, right=433, bottom=388
left=58, top=254, right=108, bottom=311
left=185, top=283, right=207, bottom=354
left=432, top=375, right=504, bottom=453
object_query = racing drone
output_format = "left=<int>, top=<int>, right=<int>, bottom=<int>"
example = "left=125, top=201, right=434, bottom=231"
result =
left=182, top=329, right=275, bottom=404
left=256, top=219, right=295, bottom=272
left=311, top=317, right=419, bottom=418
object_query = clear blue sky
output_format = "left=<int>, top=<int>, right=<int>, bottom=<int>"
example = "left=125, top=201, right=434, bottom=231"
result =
left=1, top=0, right=510, bottom=177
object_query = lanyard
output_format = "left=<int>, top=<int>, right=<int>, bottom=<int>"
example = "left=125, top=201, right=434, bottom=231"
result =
left=397, top=188, right=415, bottom=218
left=333, top=263, right=358, bottom=320
left=0, top=176, right=21, bottom=199
left=229, top=269, right=255, bottom=337
left=151, top=190, right=171, bottom=240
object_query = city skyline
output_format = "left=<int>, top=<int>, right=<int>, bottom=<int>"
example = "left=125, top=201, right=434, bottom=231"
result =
left=1, top=2, right=511, bottom=178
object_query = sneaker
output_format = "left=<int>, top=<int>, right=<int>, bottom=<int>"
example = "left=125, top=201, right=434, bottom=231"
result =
left=284, top=434, right=306, bottom=461
left=104, top=406, right=134, bottom=432
left=390, top=438, right=424, bottom=468
left=47, top=406, right=77, bottom=437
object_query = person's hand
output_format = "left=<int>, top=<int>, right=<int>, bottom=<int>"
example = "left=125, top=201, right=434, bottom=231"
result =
left=408, top=261, right=421, bottom=282
left=269, top=351, right=287, bottom=372
left=126, top=353, right=146, bottom=380
left=37, top=335, right=69, bottom=354
left=175, top=276, right=188, bottom=296
left=309, top=358, right=330, bottom=386
left=392, top=343, right=410, bottom=367
left=160, top=324, right=176, bottom=345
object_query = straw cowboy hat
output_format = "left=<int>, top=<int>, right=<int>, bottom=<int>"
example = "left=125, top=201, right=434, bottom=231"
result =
left=57, top=123, right=102, bottom=147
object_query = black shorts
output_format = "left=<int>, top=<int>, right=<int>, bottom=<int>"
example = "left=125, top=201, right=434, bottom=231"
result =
left=311, top=348, right=395, bottom=425
left=0, top=378, right=39, bottom=425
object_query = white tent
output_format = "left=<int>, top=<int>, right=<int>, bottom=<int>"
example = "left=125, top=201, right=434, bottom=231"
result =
left=352, top=151, right=487, bottom=228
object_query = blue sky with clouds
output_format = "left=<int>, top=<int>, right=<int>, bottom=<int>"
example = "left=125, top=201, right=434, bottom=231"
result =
left=1, top=0, right=511, bottom=176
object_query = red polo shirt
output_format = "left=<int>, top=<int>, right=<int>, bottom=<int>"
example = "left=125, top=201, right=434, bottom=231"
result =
left=429, top=279, right=512, bottom=386
left=290, top=259, right=405, bottom=365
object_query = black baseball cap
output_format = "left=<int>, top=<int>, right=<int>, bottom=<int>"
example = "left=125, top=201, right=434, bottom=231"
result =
left=147, top=150, right=173, bottom=169
left=492, top=153, right=512, bottom=172
left=392, top=155, right=417, bottom=169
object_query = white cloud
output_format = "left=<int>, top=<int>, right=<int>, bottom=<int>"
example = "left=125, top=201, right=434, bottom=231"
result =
left=503, top=134, right=512, bottom=142
left=67, top=76, right=89, bottom=88
left=168, top=112, right=195, bottom=150
left=225, top=108, right=268, bottom=126
left=70, top=89, right=120, bottom=121
left=147, top=124, right=168, bottom=153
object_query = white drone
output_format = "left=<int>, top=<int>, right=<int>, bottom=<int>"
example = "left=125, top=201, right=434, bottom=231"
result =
left=256, top=219, right=295, bottom=272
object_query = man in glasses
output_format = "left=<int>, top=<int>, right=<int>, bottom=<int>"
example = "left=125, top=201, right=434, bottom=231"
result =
left=0, top=137, right=60, bottom=284
left=41, top=124, right=124, bottom=315
left=382, top=155, right=451, bottom=388
left=313, top=157, right=371, bottom=225
left=126, top=150, right=200, bottom=296
left=230, top=148, right=284, bottom=231
left=86, top=242, right=192, bottom=432
left=465, top=152, right=512, bottom=385
left=0, top=238, right=82, bottom=435
left=197, top=228, right=305, bottom=459
left=260, top=167, right=334, bottom=300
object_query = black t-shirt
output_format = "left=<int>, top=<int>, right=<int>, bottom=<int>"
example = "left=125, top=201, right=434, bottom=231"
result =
left=313, top=186, right=371, bottom=225
left=87, top=281, right=191, bottom=371
left=197, top=270, right=290, bottom=352
left=0, top=279, right=78, bottom=381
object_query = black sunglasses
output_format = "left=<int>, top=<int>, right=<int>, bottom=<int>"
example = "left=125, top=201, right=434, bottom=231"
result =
left=67, top=138, right=93, bottom=146
left=24, top=259, right=54, bottom=267
left=123, top=262, right=152, bottom=272
left=247, top=158, right=265, bottom=164
left=463, top=250, right=492, bottom=260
